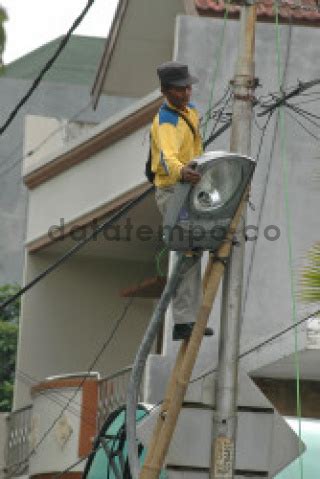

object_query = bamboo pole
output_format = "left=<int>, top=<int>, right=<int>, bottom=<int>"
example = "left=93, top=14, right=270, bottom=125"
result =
left=143, top=259, right=214, bottom=463
left=139, top=191, right=248, bottom=479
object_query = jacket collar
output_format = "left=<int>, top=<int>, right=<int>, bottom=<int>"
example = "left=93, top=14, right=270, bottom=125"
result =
left=164, top=99, right=189, bottom=114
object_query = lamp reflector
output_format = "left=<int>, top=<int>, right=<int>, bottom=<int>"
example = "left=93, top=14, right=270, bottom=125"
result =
left=191, top=159, right=242, bottom=214
left=162, top=151, right=256, bottom=251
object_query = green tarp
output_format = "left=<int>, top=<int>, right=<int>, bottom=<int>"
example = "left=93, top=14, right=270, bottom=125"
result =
left=276, top=418, right=320, bottom=478
left=83, top=405, right=166, bottom=479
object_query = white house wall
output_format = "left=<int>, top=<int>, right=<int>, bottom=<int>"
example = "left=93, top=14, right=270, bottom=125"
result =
left=0, top=75, right=133, bottom=284
left=25, top=123, right=150, bottom=244
left=170, top=15, right=320, bottom=378
left=24, top=115, right=97, bottom=173
left=29, top=387, right=82, bottom=475
left=14, top=252, right=154, bottom=409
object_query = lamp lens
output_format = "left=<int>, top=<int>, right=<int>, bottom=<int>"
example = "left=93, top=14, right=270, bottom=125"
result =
left=191, top=160, right=242, bottom=213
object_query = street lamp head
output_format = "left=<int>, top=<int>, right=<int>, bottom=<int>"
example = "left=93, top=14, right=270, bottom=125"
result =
left=163, top=151, right=256, bottom=251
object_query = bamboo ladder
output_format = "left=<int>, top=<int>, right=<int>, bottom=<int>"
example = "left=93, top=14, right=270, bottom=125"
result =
left=139, top=191, right=248, bottom=479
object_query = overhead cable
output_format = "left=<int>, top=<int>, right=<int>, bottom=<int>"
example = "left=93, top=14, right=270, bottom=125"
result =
left=0, top=102, right=91, bottom=179
left=191, top=306, right=320, bottom=384
left=0, top=0, right=95, bottom=136
left=285, top=108, right=320, bottom=141
left=202, top=3, right=229, bottom=140
left=243, top=16, right=293, bottom=319
left=0, top=185, right=154, bottom=313
left=15, top=369, right=96, bottom=427
left=273, top=9, right=303, bottom=476
left=7, top=293, right=136, bottom=479
left=258, top=77, right=320, bottom=117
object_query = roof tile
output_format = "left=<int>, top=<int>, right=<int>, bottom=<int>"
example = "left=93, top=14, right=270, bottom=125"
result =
left=195, top=0, right=320, bottom=24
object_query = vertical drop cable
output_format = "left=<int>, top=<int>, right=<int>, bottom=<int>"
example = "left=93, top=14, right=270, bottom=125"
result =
left=274, top=4, right=304, bottom=478
left=202, top=2, right=229, bottom=141
left=242, top=16, right=292, bottom=318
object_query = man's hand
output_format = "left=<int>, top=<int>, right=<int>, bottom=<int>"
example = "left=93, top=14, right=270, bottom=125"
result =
left=180, top=162, right=201, bottom=185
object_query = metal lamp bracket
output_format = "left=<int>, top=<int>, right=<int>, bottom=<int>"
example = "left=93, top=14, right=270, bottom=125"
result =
left=230, top=76, right=259, bottom=89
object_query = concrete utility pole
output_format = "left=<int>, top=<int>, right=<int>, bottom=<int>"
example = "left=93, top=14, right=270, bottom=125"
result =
left=211, top=3, right=257, bottom=478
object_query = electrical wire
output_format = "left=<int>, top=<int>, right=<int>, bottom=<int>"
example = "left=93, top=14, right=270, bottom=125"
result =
left=0, top=18, right=318, bottom=472
left=5, top=441, right=105, bottom=479
left=191, top=306, right=320, bottom=384
left=280, top=88, right=320, bottom=141
left=292, top=93, right=320, bottom=106
left=285, top=107, right=320, bottom=141
left=0, top=140, right=23, bottom=168
left=8, top=294, right=319, bottom=478
left=253, top=111, right=273, bottom=162
left=0, top=84, right=229, bottom=181
left=274, top=6, right=303, bottom=477
left=7, top=293, right=137, bottom=479
left=200, top=87, right=232, bottom=130
left=0, top=0, right=96, bottom=137
left=0, top=157, right=25, bottom=177
left=127, top=252, right=187, bottom=479
left=1, top=90, right=240, bottom=463
left=4, top=189, right=159, bottom=477
left=205, top=90, right=233, bottom=140
left=242, top=114, right=280, bottom=321
left=15, top=369, right=97, bottom=428
left=203, top=119, right=232, bottom=148
left=203, top=89, right=233, bottom=149
left=52, top=454, right=90, bottom=479
left=0, top=101, right=91, bottom=179
left=2, top=76, right=319, bottom=181
left=286, top=103, right=320, bottom=129
left=295, top=90, right=320, bottom=97
left=2, top=87, right=229, bottom=478
left=201, top=2, right=230, bottom=141
left=3, top=4, right=319, bottom=476
left=7, top=404, right=147, bottom=479
left=8, top=256, right=163, bottom=479
left=0, top=88, right=237, bottom=312
left=242, top=13, right=293, bottom=320
left=125, top=305, right=320, bottom=434
left=0, top=185, right=154, bottom=313
left=257, top=77, right=320, bottom=117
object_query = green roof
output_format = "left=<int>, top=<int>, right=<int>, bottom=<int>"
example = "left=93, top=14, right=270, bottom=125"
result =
left=3, top=35, right=105, bottom=86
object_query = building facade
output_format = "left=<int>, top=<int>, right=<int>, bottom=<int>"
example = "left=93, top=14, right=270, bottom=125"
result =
left=4, top=1, right=320, bottom=477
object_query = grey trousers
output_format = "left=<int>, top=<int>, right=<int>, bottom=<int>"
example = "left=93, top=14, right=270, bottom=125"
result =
left=155, top=187, right=202, bottom=325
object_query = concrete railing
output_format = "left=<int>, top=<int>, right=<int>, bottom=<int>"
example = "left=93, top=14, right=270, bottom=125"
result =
left=97, top=366, right=143, bottom=430
left=3, top=367, right=143, bottom=477
left=4, top=405, right=32, bottom=478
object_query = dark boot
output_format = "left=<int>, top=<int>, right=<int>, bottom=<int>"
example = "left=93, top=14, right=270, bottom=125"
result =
left=172, top=322, right=214, bottom=341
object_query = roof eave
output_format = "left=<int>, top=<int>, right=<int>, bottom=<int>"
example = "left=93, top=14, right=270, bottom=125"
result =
left=24, top=90, right=163, bottom=190
left=91, top=0, right=197, bottom=108
left=91, top=0, right=129, bottom=109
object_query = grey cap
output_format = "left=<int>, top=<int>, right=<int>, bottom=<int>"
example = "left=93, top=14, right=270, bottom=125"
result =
left=157, top=61, right=198, bottom=87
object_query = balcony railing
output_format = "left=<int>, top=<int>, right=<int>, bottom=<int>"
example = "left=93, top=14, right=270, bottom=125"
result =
left=97, top=366, right=143, bottom=430
left=4, top=367, right=141, bottom=476
left=5, top=405, right=32, bottom=478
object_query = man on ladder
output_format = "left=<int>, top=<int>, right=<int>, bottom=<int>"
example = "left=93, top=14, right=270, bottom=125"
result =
left=150, top=60, right=214, bottom=341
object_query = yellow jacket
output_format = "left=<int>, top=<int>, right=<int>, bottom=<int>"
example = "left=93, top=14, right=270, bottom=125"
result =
left=151, top=101, right=203, bottom=187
